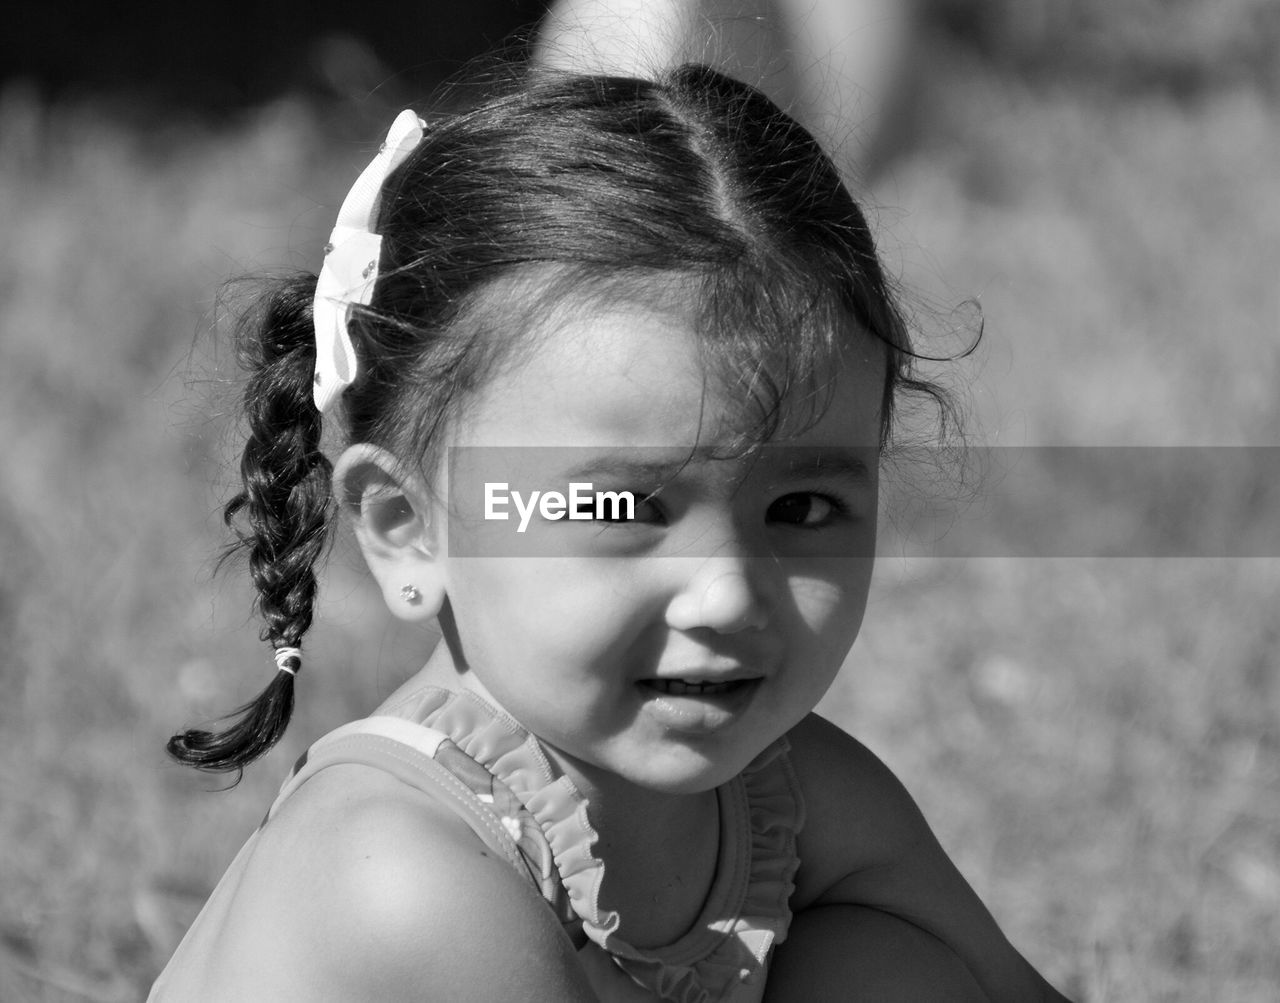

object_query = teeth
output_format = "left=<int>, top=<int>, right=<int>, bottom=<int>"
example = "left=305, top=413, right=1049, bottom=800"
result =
left=649, top=679, right=738, bottom=696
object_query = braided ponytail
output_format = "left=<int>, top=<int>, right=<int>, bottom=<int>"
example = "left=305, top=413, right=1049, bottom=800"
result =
left=168, top=275, right=334, bottom=774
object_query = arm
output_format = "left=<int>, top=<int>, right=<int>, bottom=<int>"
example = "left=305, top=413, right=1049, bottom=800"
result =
left=774, top=714, right=1071, bottom=1002
left=766, top=905, right=987, bottom=1001
left=189, top=766, right=598, bottom=1001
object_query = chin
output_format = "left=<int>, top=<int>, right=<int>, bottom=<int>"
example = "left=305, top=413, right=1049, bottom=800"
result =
left=618, top=744, right=762, bottom=796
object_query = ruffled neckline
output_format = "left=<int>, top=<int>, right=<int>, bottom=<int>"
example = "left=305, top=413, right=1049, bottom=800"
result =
left=383, top=685, right=805, bottom=1003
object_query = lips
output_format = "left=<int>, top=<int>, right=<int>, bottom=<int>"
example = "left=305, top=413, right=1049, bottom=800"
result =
left=636, top=675, right=763, bottom=733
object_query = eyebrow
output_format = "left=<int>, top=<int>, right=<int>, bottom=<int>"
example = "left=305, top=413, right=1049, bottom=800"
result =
left=558, top=454, right=692, bottom=484
left=777, top=451, right=876, bottom=484
left=557, top=448, right=876, bottom=486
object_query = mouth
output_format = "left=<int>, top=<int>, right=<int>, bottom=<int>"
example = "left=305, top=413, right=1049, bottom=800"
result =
left=635, top=675, right=764, bottom=733
left=640, top=678, right=758, bottom=697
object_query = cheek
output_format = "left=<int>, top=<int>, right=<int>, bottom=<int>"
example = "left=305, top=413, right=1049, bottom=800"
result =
left=446, top=561, right=546, bottom=655
left=785, top=560, right=874, bottom=647
left=448, top=559, right=649, bottom=662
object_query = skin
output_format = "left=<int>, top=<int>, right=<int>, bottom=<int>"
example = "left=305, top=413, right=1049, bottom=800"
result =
left=154, top=291, right=1068, bottom=1001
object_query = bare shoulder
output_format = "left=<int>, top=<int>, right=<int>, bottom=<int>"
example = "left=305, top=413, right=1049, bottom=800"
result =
left=784, top=713, right=934, bottom=910
left=198, top=763, right=594, bottom=1001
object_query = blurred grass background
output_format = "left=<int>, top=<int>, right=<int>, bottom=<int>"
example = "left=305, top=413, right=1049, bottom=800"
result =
left=1, top=2, right=1278, bottom=1000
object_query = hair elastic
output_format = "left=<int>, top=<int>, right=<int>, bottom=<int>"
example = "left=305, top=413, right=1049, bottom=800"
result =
left=312, top=109, right=427, bottom=412
left=273, top=646, right=303, bottom=676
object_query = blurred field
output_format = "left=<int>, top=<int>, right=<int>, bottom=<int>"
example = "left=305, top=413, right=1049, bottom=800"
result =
left=2, top=39, right=1278, bottom=1003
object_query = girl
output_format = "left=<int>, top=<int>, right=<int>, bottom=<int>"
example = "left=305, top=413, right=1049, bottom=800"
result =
left=153, top=65, right=1069, bottom=1001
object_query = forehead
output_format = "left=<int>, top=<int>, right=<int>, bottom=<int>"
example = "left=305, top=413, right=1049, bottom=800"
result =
left=455, top=290, right=883, bottom=453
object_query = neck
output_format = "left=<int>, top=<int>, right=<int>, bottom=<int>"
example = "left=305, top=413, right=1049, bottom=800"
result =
left=549, top=740, right=716, bottom=851
left=546, top=740, right=720, bottom=949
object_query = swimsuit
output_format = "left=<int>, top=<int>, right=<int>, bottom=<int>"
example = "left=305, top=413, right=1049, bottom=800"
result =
left=151, top=686, right=805, bottom=1002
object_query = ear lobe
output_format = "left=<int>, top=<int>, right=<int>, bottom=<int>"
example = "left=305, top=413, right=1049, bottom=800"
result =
left=333, top=444, right=445, bottom=622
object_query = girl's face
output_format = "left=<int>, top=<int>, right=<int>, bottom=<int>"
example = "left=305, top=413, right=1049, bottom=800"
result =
left=435, top=294, right=882, bottom=795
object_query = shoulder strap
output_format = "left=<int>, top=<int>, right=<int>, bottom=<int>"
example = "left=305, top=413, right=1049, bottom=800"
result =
left=269, top=716, right=529, bottom=876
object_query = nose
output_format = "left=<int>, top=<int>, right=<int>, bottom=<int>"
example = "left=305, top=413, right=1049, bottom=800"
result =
left=664, top=551, right=773, bottom=635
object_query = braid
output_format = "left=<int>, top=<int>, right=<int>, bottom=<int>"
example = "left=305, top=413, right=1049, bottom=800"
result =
left=168, top=275, right=334, bottom=774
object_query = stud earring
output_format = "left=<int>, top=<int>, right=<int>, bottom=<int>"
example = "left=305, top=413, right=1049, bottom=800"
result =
left=399, top=584, right=421, bottom=604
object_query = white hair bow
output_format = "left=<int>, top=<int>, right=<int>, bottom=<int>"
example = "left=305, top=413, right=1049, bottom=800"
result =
left=312, top=109, right=426, bottom=412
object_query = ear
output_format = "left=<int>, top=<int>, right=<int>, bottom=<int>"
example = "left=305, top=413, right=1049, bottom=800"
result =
left=333, top=443, right=445, bottom=623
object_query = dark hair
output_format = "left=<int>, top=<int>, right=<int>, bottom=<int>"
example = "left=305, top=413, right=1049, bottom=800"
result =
left=168, top=63, right=941, bottom=773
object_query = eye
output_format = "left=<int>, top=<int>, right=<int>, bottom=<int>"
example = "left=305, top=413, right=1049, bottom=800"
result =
left=612, top=494, right=664, bottom=525
left=767, top=493, right=841, bottom=528
left=573, top=491, right=665, bottom=525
